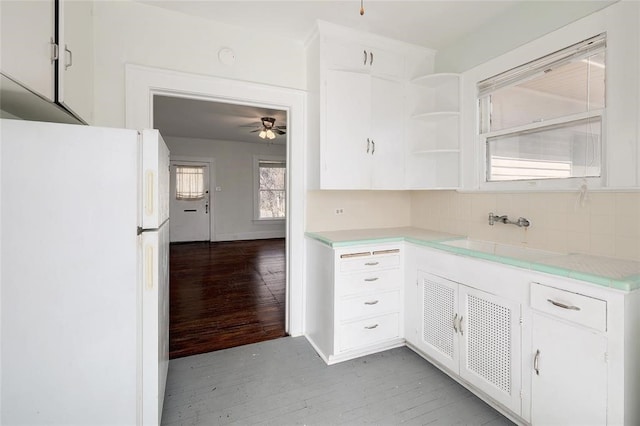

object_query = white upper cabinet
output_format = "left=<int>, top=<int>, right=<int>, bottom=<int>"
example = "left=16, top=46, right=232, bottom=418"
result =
left=57, top=0, right=94, bottom=124
left=323, top=36, right=404, bottom=80
left=306, top=21, right=435, bottom=190
left=0, top=0, right=93, bottom=124
left=1, top=0, right=56, bottom=102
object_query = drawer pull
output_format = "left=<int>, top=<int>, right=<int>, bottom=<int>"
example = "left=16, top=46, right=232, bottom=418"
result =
left=365, top=262, right=379, bottom=266
left=340, top=252, right=370, bottom=259
left=364, top=277, right=379, bottom=282
left=453, top=313, right=458, bottom=333
left=364, top=300, right=379, bottom=305
left=547, top=299, right=581, bottom=311
left=364, top=324, right=379, bottom=330
left=373, top=249, right=400, bottom=255
left=534, top=349, right=541, bottom=375
left=459, top=315, right=464, bottom=336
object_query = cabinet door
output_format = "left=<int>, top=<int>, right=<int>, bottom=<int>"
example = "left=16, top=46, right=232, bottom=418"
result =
left=57, top=0, right=93, bottom=123
left=459, top=285, right=522, bottom=415
left=531, top=313, right=607, bottom=426
left=0, top=0, right=55, bottom=101
left=323, top=69, right=371, bottom=189
left=371, top=77, right=405, bottom=189
left=415, top=271, right=459, bottom=372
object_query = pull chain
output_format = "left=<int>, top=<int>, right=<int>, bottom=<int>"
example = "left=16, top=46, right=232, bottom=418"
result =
left=360, top=0, right=365, bottom=15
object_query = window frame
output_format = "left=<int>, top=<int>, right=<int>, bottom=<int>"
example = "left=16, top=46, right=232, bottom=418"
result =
left=475, top=33, right=607, bottom=191
left=253, top=155, right=286, bottom=222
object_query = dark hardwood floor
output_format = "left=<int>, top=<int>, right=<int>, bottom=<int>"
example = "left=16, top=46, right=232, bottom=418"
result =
left=169, top=238, right=287, bottom=359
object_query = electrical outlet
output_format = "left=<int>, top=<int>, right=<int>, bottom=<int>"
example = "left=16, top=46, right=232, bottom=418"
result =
left=335, top=208, right=344, bottom=215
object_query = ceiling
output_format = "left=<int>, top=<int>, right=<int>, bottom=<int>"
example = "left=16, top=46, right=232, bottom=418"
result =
left=148, top=1, right=526, bottom=144
left=138, top=1, right=521, bottom=50
left=153, top=96, right=288, bottom=144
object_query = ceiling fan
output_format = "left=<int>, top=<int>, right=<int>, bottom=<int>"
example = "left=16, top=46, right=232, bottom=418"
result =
left=249, top=117, right=286, bottom=140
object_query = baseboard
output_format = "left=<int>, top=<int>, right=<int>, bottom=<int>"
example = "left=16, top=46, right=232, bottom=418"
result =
left=215, top=230, right=285, bottom=241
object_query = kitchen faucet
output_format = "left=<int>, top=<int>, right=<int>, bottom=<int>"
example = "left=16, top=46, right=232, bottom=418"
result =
left=488, top=213, right=530, bottom=227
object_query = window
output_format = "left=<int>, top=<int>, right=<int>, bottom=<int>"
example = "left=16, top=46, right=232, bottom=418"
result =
left=478, top=34, right=605, bottom=182
left=255, top=159, right=286, bottom=220
left=175, top=166, right=205, bottom=200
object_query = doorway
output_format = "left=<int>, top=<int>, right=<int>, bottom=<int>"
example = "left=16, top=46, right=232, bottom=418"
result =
left=153, top=95, right=289, bottom=358
left=125, top=64, right=305, bottom=338
left=169, top=160, right=211, bottom=242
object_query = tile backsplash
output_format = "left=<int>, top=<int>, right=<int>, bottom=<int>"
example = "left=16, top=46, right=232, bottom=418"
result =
left=411, top=191, right=640, bottom=262
left=305, top=189, right=640, bottom=261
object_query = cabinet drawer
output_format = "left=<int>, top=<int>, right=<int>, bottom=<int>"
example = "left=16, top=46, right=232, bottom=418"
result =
left=337, top=268, right=401, bottom=296
left=338, top=313, right=400, bottom=352
left=339, top=251, right=400, bottom=272
left=338, top=290, right=400, bottom=322
left=531, top=283, right=607, bottom=332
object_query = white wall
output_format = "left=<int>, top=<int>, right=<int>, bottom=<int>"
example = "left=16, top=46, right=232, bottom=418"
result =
left=435, top=1, right=613, bottom=73
left=92, top=0, right=306, bottom=128
left=165, top=136, right=286, bottom=241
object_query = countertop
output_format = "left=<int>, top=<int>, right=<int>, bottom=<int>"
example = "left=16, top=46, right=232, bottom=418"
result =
left=305, top=227, right=640, bottom=292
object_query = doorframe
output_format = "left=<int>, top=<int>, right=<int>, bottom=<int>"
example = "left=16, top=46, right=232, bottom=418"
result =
left=125, top=64, right=306, bottom=337
left=170, top=156, right=215, bottom=242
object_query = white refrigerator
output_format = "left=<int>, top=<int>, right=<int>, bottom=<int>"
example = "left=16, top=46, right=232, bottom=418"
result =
left=0, top=118, right=170, bottom=425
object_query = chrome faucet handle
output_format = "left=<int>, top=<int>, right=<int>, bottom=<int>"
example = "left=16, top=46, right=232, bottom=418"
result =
left=517, top=217, right=530, bottom=227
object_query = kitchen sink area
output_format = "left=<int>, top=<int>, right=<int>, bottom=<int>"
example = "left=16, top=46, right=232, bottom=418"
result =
left=438, top=238, right=561, bottom=262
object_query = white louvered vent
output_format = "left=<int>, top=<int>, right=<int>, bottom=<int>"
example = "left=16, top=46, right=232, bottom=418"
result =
left=422, top=277, right=455, bottom=359
left=466, top=294, right=512, bottom=394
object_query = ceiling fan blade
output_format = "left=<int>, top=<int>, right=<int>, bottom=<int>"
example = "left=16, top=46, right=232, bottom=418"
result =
left=239, top=123, right=263, bottom=128
left=275, top=125, right=287, bottom=130
left=250, top=129, right=262, bottom=133
left=274, top=129, right=286, bottom=135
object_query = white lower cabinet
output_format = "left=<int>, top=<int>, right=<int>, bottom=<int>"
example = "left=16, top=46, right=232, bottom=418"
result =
left=530, top=282, right=608, bottom=426
left=415, top=270, right=522, bottom=415
left=305, top=238, right=404, bottom=364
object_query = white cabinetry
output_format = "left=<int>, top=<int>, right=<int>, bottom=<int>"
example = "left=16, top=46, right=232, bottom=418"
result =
left=414, top=270, right=522, bottom=414
left=305, top=238, right=404, bottom=364
left=57, top=0, right=94, bottom=123
left=306, top=21, right=435, bottom=190
left=530, top=282, right=609, bottom=425
left=406, top=73, right=461, bottom=189
left=1, top=0, right=56, bottom=102
left=0, top=0, right=93, bottom=123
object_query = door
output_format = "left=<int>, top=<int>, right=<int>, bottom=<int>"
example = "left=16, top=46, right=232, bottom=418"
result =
left=459, top=285, right=522, bottom=415
left=371, top=76, right=405, bottom=189
left=531, top=313, right=607, bottom=426
left=416, top=270, right=459, bottom=372
left=169, top=161, right=210, bottom=242
left=323, top=69, right=371, bottom=189
left=0, top=0, right=55, bottom=101
left=57, top=0, right=93, bottom=122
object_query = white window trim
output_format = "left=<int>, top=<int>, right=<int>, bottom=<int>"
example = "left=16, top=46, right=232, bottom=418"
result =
left=253, top=155, right=286, bottom=222
left=457, top=4, right=640, bottom=191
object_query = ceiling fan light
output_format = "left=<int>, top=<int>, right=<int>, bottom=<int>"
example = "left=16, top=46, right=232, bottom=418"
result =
left=266, top=129, right=276, bottom=139
left=259, top=130, right=267, bottom=139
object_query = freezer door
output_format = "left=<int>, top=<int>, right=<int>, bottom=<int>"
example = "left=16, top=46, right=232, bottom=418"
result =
left=140, top=223, right=170, bottom=425
left=141, top=129, right=170, bottom=229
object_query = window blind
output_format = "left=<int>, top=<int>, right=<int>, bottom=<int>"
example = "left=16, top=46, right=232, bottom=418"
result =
left=477, top=33, right=606, bottom=98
